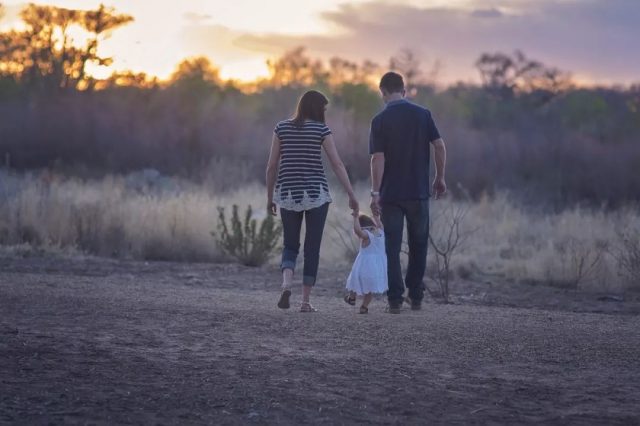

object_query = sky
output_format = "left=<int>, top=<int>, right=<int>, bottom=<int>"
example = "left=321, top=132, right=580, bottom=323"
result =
left=1, top=0, right=638, bottom=85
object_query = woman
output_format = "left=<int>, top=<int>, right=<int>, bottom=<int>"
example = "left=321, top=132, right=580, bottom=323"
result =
left=266, top=90, right=359, bottom=312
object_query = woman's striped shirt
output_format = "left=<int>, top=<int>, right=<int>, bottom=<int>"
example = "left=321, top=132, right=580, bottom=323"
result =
left=273, top=119, right=332, bottom=211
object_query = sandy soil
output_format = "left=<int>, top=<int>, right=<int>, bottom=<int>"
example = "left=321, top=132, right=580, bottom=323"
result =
left=1, top=255, right=640, bottom=425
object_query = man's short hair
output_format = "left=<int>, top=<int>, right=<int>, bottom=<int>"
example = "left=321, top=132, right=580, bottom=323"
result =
left=379, top=72, right=405, bottom=94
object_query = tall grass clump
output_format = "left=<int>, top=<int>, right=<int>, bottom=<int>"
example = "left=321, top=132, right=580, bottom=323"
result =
left=213, top=204, right=281, bottom=266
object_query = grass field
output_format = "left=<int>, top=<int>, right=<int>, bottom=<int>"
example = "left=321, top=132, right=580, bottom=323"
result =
left=0, top=169, right=638, bottom=292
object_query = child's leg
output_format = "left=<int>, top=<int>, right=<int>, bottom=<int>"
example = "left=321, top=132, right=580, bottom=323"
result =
left=344, top=291, right=357, bottom=305
left=362, top=293, right=373, bottom=308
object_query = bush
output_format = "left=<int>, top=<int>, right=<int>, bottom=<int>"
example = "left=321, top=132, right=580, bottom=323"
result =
left=427, top=202, right=475, bottom=302
left=213, top=204, right=281, bottom=267
left=551, top=236, right=606, bottom=289
left=613, top=229, right=640, bottom=290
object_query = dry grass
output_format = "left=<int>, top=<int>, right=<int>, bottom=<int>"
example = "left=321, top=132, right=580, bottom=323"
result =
left=0, top=169, right=637, bottom=292
left=445, top=194, right=637, bottom=292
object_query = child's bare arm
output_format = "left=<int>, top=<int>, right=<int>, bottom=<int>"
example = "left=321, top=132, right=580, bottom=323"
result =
left=352, top=211, right=369, bottom=240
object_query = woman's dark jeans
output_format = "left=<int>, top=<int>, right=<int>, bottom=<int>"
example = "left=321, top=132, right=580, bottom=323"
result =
left=280, top=203, right=329, bottom=286
left=381, top=200, right=430, bottom=304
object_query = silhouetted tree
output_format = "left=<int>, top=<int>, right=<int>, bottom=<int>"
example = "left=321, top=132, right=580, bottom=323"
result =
left=329, top=57, right=358, bottom=87
left=0, top=3, right=132, bottom=92
left=359, top=60, right=381, bottom=83
left=328, top=57, right=380, bottom=87
left=266, top=47, right=327, bottom=88
left=97, top=70, right=158, bottom=89
left=167, top=56, right=221, bottom=101
left=475, top=50, right=571, bottom=102
left=76, top=4, right=134, bottom=89
left=390, top=48, right=422, bottom=89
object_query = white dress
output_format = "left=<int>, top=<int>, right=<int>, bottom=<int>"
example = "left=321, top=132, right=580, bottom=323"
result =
left=346, top=229, right=388, bottom=295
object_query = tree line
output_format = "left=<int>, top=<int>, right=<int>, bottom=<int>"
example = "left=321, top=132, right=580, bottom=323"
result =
left=1, top=3, right=639, bottom=208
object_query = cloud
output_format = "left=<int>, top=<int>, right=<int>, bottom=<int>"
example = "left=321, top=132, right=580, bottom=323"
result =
left=183, top=12, right=212, bottom=25
left=0, top=3, right=25, bottom=29
left=471, top=8, right=503, bottom=19
left=180, top=24, right=271, bottom=63
left=231, top=0, right=640, bottom=84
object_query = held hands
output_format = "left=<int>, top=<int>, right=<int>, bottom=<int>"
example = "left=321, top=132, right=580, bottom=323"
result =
left=370, top=194, right=381, bottom=217
left=432, top=176, right=447, bottom=199
left=348, top=193, right=359, bottom=215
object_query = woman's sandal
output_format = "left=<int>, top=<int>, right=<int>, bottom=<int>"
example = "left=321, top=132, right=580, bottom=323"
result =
left=344, top=294, right=356, bottom=306
left=277, top=289, right=291, bottom=309
left=300, top=302, right=318, bottom=313
left=359, top=306, right=369, bottom=314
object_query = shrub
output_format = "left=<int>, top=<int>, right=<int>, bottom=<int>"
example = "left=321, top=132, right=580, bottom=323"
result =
left=613, top=229, right=640, bottom=290
left=427, top=202, right=475, bottom=302
left=551, top=237, right=606, bottom=289
left=213, top=204, right=281, bottom=267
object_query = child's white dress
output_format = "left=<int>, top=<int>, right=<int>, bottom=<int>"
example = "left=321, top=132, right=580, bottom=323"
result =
left=346, top=229, right=388, bottom=295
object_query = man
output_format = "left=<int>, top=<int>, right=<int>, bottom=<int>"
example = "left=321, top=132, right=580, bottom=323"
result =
left=369, top=71, right=447, bottom=314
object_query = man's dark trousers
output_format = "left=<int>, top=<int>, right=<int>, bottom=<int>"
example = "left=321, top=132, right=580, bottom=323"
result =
left=381, top=200, right=429, bottom=305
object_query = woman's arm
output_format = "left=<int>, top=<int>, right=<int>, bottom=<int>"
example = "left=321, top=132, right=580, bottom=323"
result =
left=265, top=133, right=281, bottom=215
left=322, top=134, right=358, bottom=212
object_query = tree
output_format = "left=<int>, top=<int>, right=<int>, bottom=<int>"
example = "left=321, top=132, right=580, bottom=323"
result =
left=389, top=48, right=422, bottom=90
left=167, top=57, right=222, bottom=104
left=475, top=50, right=571, bottom=102
left=170, top=56, right=220, bottom=86
left=0, top=3, right=133, bottom=91
left=76, top=4, right=134, bottom=89
left=266, top=47, right=327, bottom=88
left=358, top=60, right=381, bottom=84
left=97, top=70, right=158, bottom=90
left=427, top=203, right=475, bottom=303
left=328, top=57, right=358, bottom=87
left=328, top=57, right=380, bottom=87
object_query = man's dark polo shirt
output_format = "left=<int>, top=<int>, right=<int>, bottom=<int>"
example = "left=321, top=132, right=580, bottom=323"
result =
left=369, top=99, right=441, bottom=203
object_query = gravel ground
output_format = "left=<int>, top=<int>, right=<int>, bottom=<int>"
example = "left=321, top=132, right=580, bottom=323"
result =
left=1, top=256, right=639, bottom=425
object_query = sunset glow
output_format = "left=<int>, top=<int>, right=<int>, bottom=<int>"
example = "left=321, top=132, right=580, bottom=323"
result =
left=1, top=0, right=638, bottom=85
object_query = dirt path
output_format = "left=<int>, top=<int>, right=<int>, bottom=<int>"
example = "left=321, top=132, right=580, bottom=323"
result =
left=1, top=256, right=639, bottom=425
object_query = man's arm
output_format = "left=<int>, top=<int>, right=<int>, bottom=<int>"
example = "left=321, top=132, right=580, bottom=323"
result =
left=368, top=115, right=385, bottom=215
left=370, top=152, right=384, bottom=215
left=431, top=138, right=447, bottom=199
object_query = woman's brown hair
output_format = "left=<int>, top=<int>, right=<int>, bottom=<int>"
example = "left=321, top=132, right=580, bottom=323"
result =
left=292, top=90, right=328, bottom=127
